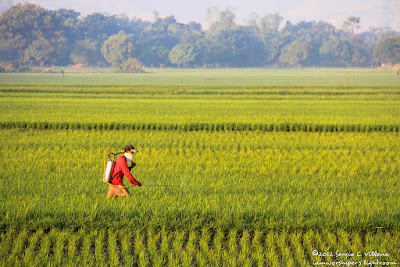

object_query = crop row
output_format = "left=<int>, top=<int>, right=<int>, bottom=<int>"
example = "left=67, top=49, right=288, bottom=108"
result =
left=2, top=84, right=400, bottom=97
left=1, top=228, right=399, bottom=266
left=1, top=121, right=399, bottom=132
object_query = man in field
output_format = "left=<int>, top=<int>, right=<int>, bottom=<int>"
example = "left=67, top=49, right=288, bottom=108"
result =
left=107, top=144, right=141, bottom=198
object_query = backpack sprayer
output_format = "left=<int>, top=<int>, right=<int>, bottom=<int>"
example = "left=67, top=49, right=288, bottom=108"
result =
left=103, top=152, right=180, bottom=188
left=103, top=152, right=123, bottom=184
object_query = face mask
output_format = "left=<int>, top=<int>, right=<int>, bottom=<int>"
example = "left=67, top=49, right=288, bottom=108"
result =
left=124, top=152, right=133, bottom=164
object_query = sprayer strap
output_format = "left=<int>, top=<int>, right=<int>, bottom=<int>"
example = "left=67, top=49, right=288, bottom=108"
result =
left=108, top=152, right=124, bottom=161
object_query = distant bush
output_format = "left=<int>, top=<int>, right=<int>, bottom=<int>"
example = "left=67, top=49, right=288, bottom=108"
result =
left=14, top=62, right=31, bottom=72
left=114, top=58, right=145, bottom=73
left=0, top=61, right=13, bottom=72
left=41, top=67, right=53, bottom=73
left=0, top=61, right=32, bottom=72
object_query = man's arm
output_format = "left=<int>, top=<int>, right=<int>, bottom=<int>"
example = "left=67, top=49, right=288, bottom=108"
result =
left=121, top=161, right=140, bottom=185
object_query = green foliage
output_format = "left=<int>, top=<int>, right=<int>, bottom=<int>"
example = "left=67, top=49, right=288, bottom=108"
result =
left=320, top=39, right=354, bottom=67
left=279, top=40, right=314, bottom=67
left=169, top=43, right=197, bottom=67
left=23, top=37, right=54, bottom=66
left=0, top=3, right=68, bottom=65
left=373, top=35, right=400, bottom=65
left=70, top=39, right=101, bottom=66
left=0, top=4, right=399, bottom=68
left=101, top=31, right=140, bottom=64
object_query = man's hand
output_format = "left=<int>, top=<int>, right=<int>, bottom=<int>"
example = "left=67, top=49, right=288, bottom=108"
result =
left=128, top=162, right=136, bottom=171
left=137, top=182, right=142, bottom=186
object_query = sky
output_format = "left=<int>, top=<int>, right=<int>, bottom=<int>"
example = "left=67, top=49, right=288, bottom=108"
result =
left=1, top=0, right=399, bottom=32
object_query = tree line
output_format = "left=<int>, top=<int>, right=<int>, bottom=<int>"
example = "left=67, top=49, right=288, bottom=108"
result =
left=0, top=3, right=399, bottom=71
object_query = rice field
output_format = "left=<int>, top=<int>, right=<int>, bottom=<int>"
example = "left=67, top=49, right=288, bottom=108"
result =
left=0, top=68, right=399, bottom=266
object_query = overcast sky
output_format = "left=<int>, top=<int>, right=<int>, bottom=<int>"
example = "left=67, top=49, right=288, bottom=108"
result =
left=1, top=0, right=399, bottom=31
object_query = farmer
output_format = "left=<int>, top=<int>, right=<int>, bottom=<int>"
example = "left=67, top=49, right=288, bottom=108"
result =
left=60, top=68, right=64, bottom=77
left=107, top=144, right=141, bottom=198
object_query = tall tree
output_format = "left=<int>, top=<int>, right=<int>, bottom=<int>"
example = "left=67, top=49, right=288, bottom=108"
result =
left=343, top=17, right=360, bottom=38
left=205, top=9, right=237, bottom=66
left=259, top=13, right=283, bottom=38
left=258, top=14, right=284, bottom=66
left=140, top=16, right=179, bottom=67
left=349, top=37, right=370, bottom=67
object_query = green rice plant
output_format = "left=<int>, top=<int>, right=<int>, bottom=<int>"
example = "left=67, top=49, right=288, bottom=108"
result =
left=160, top=228, right=170, bottom=265
left=108, top=229, right=121, bottom=267
left=350, top=232, right=363, bottom=259
left=181, top=231, right=196, bottom=267
left=221, top=229, right=237, bottom=266
left=22, top=229, right=42, bottom=266
left=67, top=231, right=79, bottom=265
left=209, top=229, right=224, bottom=266
left=35, top=230, right=51, bottom=266
left=322, top=229, right=338, bottom=258
left=277, top=230, right=294, bottom=266
left=238, top=230, right=251, bottom=266
left=0, top=227, right=16, bottom=263
left=147, top=229, right=162, bottom=267
left=313, top=231, right=329, bottom=259
left=7, top=228, right=28, bottom=266
left=138, top=250, right=148, bottom=267
left=134, top=230, right=147, bottom=266
left=196, top=228, right=210, bottom=266
left=377, top=231, right=395, bottom=261
left=391, top=232, right=400, bottom=261
left=251, top=230, right=265, bottom=267
left=80, top=229, right=95, bottom=266
left=290, top=232, right=308, bottom=267
left=335, top=229, right=352, bottom=261
left=303, top=230, right=320, bottom=265
left=94, top=229, right=106, bottom=266
left=53, top=230, right=67, bottom=266
left=170, top=231, right=185, bottom=266
left=119, top=230, right=134, bottom=266
left=265, top=231, right=279, bottom=266
left=167, top=250, right=180, bottom=266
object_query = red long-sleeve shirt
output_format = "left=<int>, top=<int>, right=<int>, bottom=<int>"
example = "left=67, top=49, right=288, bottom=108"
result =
left=111, top=156, right=140, bottom=186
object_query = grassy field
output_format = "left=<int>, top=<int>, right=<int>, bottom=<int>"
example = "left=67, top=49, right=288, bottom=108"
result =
left=0, top=68, right=399, bottom=266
